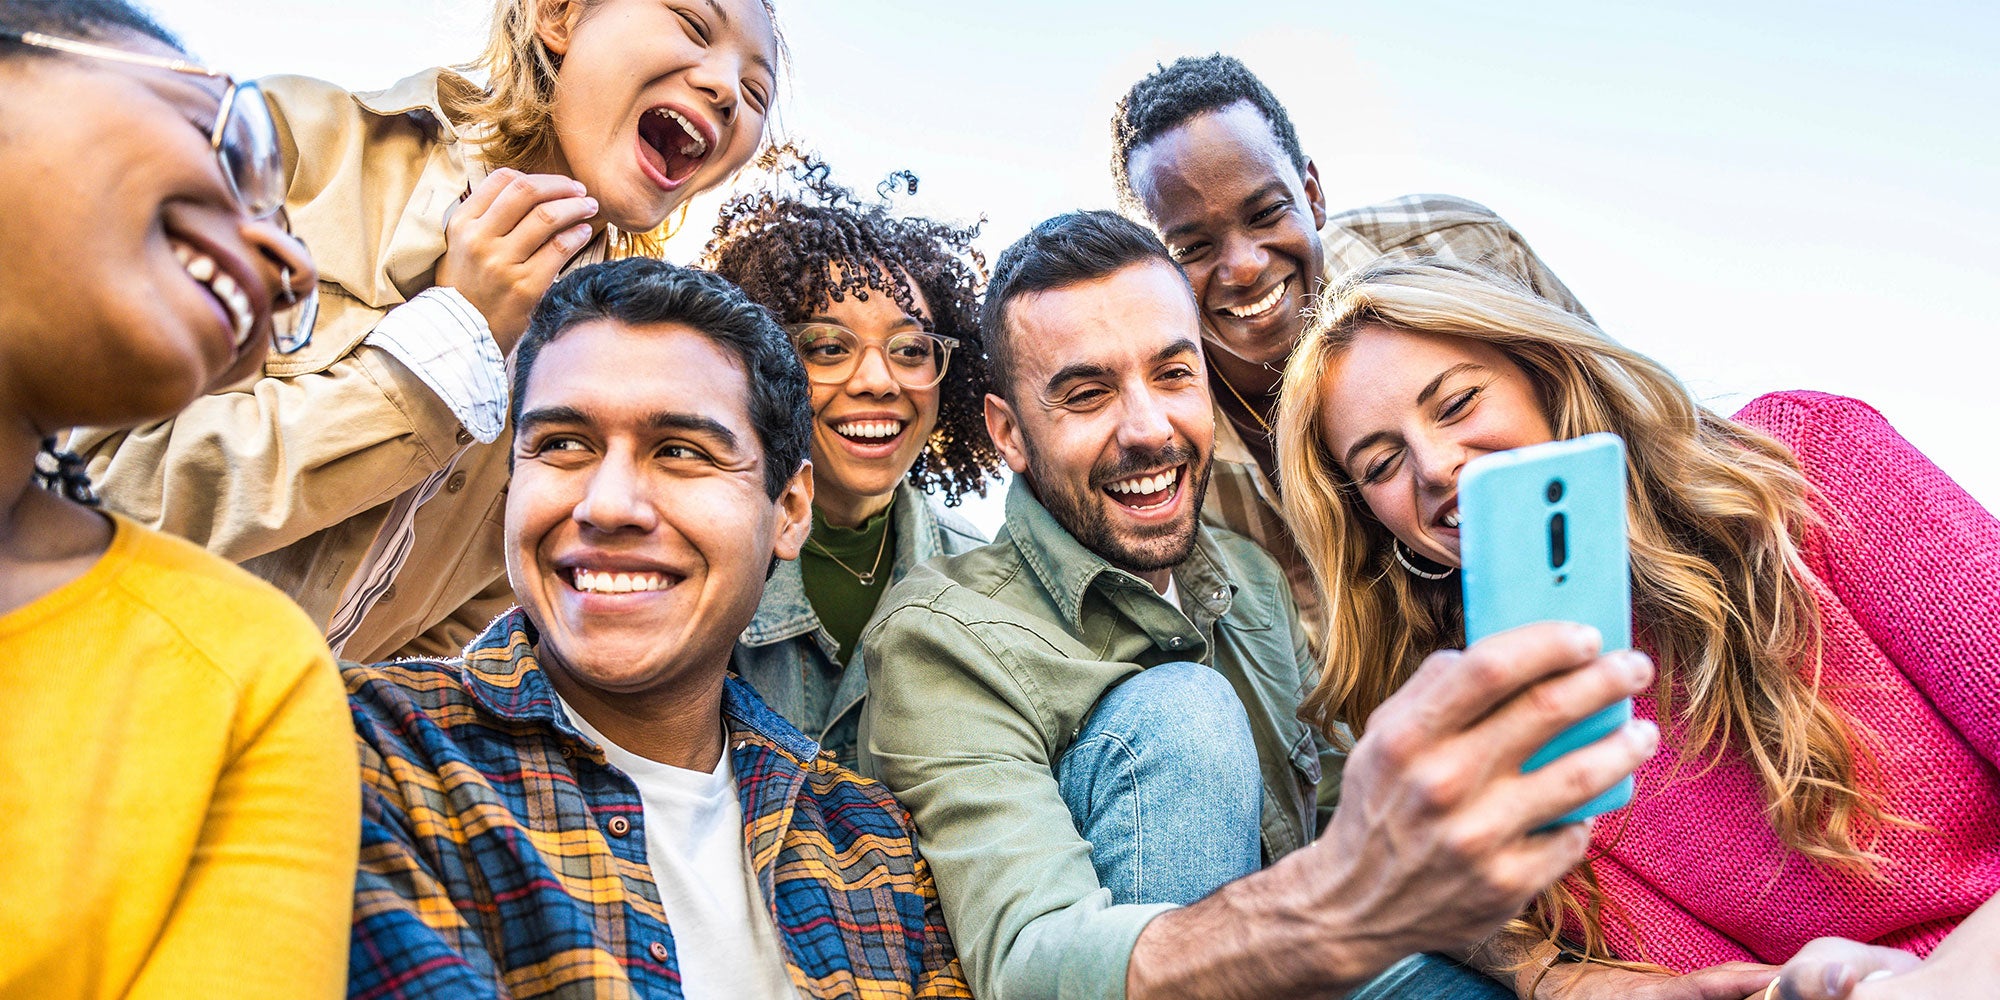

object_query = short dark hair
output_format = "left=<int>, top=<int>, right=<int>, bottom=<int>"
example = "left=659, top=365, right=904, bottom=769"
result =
left=702, top=146, right=1001, bottom=505
left=980, top=210, right=1186, bottom=400
left=1109, top=53, right=1307, bottom=215
left=510, top=258, right=811, bottom=499
left=0, top=0, right=180, bottom=54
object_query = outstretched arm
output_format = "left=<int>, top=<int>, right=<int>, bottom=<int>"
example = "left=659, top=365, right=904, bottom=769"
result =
left=1127, top=623, right=1659, bottom=999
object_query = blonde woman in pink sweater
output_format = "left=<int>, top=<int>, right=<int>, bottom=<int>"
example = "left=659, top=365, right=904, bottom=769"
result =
left=1272, top=258, right=2000, bottom=999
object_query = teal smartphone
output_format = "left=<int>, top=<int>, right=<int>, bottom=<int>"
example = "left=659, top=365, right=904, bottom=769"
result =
left=1459, top=433, right=1633, bottom=824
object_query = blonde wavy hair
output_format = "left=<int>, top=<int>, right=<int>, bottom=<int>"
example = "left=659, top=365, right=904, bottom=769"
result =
left=1274, top=258, right=1895, bottom=963
left=438, top=0, right=782, bottom=258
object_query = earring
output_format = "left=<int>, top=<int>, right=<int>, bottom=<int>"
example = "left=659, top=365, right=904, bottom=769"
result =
left=1393, top=538, right=1454, bottom=580
left=34, top=436, right=99, bottom=507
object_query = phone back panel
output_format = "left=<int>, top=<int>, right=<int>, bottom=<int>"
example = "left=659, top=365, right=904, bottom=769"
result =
left=1460, top=433, right=1632, bottom=822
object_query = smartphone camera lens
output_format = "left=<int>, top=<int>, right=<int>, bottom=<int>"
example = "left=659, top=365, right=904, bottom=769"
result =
left=1545, top=479, right=1565, bottom=504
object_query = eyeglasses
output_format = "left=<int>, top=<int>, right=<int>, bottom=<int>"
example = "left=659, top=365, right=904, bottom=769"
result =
left=2, top=30, right=314, bottom=353
left=787, top=323, right=959, bottom=390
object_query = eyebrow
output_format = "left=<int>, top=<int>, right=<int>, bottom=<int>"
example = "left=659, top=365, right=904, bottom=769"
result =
left=803, top=314, right=926, bottom=332
left=1161, top=180, right=1291, bottom=244
left=1338, top=362, right=1487, bottom=470
left=516, top=405, right=743, bottom=453
left=701, top=0, right=777, bottom=78
left=1041, top=337, right=1200, bottom=397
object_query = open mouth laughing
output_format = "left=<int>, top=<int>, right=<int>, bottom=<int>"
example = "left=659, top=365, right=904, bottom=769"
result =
left=170, top=239, right=254, bottom=349
left=1216, top=277, right=1288, bottom=321
left=1103, top=464, right=1185, bottom=512
left=637, top=104, right=714, bottom=189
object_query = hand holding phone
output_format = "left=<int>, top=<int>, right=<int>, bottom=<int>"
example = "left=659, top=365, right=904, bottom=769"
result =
left=1459, top=433, right=1634, bottom=824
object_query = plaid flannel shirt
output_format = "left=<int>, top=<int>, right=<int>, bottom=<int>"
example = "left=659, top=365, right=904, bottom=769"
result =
left=1202, top=194, right=1594, bottom=646
left=343, top=607, right=970, bottom=999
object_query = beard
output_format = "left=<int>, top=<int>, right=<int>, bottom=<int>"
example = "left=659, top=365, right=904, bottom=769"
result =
left=1026, top=439, right=1212, bottom=574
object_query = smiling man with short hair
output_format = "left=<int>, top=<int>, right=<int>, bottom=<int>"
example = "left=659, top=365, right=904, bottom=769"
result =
left=862, top=212, right=1653, bottom=1000
left=341, top=257, right=969, bottom=999
left=1112, top=53, right=1593, bottom=642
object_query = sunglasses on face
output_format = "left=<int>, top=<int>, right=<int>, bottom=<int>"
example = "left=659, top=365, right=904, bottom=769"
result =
left=1, top=30, right=314, bottom=353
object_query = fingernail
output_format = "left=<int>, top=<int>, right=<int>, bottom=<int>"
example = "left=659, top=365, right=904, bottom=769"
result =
left=1626, top=719, right=1659, bottom=752
left=1618, top=650, right=1653, bottom=686
left=582, top=197, right=598, bottom=213
left=1571, top=624, right=1603, bottom=656
left=1823, top=963, right=1851, bottom=993
left=1861, top=970, right=1894, bottom=982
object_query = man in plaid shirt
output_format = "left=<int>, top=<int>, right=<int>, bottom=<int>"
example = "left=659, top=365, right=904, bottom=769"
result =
left=1111, top=54, right=1595, bottom=648
left=342, top=259, right=968, bottom=999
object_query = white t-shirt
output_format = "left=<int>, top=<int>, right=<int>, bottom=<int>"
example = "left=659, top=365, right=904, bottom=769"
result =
left=558, top=699, right=799, bottom=1000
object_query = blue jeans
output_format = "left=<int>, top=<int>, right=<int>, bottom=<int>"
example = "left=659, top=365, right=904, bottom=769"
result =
left=1349, top=954, right=1512, bottom=999
left=1057, top=663, right=1509, bottom=998
left=1055, top=661, right=1262, bottom=905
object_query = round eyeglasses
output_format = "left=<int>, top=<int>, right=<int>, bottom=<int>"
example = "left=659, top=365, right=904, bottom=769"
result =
left=787, top=323, right=959, bottom=391
left=3, top=30, right=314, bottom=354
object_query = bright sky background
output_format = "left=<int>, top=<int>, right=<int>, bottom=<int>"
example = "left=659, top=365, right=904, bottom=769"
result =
left=151, top=0, right=1999, bottom=532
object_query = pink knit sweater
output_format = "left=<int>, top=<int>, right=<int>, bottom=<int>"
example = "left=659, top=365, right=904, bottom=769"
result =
left=1587, top=391, right=2000, bottom=970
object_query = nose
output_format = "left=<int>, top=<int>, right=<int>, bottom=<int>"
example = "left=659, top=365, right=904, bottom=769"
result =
left=1213, top=234, right=1267, bottom=291
left=1115, top=386, right=1175, bottom=455
left=574, top=450, right=659, bottom=535
left=685, top=51, right=742, bottom=127
left=1409, top=433, right=1468, bottom=494
left=842, top=342, right=901, bottom=399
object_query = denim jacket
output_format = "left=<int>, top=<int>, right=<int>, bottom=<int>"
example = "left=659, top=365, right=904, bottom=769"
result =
left=732, top=482, right=985, bottom=770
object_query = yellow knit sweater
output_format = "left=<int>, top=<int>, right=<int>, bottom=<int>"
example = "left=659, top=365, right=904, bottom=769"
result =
left=0, top=514, right=358, bottom=998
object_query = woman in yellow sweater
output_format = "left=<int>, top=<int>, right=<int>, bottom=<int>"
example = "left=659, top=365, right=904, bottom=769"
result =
left=0, top=2, right=358, bottom=997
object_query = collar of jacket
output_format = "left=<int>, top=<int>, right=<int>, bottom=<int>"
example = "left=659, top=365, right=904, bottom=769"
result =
left=998, top=476, right=1242, bottom=636
left=457, top=607, right=823, bottom=764
left=738, top=481, right=947, bottom=647
left=351, top=66, right=467, bottom=141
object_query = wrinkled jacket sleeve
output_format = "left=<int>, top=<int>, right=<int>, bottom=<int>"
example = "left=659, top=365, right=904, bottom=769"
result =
left=70, top=339, right=464, bottom=563
left=1739, top=392, right=2000, bottom=768
left=864, top=605, right=1173, bottom=1000
left=344, top=683, right=505, bottom=1000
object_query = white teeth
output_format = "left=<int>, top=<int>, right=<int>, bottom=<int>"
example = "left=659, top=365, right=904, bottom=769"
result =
left=1219, top=279, right=1287, bottom=319
left=655, top=108, right=709, bottom=157
left=573, top=568, right=672, bottom=594
left=1105, top=467, right=1181, bottom=496
left=835, top=419, right=904, bottom=440
left=173, top=241, right=254, bottom=348
left=1442, top=511, right=1461, bottom=528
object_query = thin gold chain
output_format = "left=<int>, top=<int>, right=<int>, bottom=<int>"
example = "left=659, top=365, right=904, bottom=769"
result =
left=804, top=499, right=895, bottom=586
left=1211, top=365, right=1275, bottom=436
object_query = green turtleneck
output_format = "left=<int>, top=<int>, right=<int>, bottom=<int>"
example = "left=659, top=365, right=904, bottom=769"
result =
left=799, top=499, right=898, bottom=665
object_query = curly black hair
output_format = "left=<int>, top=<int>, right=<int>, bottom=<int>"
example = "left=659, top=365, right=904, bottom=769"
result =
left=701, top=147, right=1001, bottom=506
left=1109, top=53, right=1308, bottom=215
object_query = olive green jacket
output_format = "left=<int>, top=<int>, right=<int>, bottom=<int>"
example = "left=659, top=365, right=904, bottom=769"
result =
left=860, top=482, right=1342, bottom=1000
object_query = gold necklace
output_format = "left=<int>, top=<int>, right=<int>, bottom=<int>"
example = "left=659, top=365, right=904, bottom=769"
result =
left=1211, top=365, right=1275, bottom=436
left=805, top=505, right=894, bottom=586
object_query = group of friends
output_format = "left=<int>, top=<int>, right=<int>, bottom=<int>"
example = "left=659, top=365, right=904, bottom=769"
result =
left=2, top=0, right=1996, bottom=998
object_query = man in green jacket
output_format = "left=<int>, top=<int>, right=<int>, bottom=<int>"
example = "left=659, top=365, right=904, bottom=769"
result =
left=861, top=212, right=1658, bottom=1000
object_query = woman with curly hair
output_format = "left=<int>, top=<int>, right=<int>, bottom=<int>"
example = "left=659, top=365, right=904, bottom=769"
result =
left=1273, top=258, right=1999, bottom=999
left=705, top=152, right=1002, bottom=769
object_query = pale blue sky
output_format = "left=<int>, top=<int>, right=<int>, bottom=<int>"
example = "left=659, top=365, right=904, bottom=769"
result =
left=150, top=0, right=1999, bottom=526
